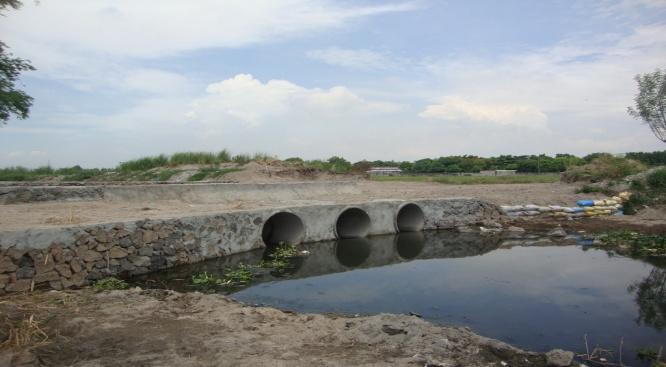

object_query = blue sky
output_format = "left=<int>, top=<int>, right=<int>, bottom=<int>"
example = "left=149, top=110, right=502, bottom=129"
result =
left=1, top=0, right=665, bottom=168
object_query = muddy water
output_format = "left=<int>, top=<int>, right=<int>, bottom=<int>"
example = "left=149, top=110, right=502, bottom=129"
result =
left=133, top=231, right=666, bottom=366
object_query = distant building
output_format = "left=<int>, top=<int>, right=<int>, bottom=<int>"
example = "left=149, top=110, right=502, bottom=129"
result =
left=366, top=167, right=402, bottom=176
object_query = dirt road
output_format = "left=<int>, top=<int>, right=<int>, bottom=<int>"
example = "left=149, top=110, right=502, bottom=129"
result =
left=0, top=181, right=610, bottom=231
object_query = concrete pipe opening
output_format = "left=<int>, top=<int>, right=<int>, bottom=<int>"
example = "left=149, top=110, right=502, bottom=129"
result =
left=336, top=207, right=371, bottom=239
left=396, top=203, right=425, bottom=232
left=262, top=212, right=305, bottom=247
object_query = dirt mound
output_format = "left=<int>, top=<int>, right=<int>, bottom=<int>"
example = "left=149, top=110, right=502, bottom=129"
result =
left=221, top=161, right=357, bottom=183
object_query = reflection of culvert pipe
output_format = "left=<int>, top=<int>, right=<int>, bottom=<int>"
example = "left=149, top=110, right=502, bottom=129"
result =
left=335, top=238, right=371, bottom=268
left=395, top=232, right=426, bottom=260
left=396, top=203, right=425, bottom=232
left=335, top=207, right=371, bottom=239
left=261, top=212, right=305, bottom=246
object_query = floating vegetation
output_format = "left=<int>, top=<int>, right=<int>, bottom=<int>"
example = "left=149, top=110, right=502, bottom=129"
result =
left=190, top=263, right=254, bottom=289
left=260, top=243, right=301, bottom=274
left=596, top=231, right=666, bottom=257
left=92, top=277, right=129, bottom=291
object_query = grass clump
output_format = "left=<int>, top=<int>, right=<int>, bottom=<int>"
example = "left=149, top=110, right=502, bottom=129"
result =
left=117, top=155, right=168, bottom=172
left=232, top=154, right=251, bottom=165
left=92, top=277, right=129, bottom=291
left=169, top=152, right=217, bottom=166
left=647, top=168, right=666, bottom=190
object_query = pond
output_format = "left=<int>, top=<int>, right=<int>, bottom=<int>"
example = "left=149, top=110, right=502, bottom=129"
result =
left=132, top=231, right=666, bottom=366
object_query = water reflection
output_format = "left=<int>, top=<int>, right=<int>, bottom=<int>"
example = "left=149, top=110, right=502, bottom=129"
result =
left=629, top=267, right=666, bottom=330
left=335, top=238, right=371, bottom=267
left=133, top=230, right=666, bottom=366
left=395, top=232, right=425, bottom=259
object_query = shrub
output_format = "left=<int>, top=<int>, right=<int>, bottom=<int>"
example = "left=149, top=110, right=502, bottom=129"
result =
left=216, top=149, right=231, bottom=162
left=232, top=154, right=251, bottom=164
left=646, top=168, right=666, bottom=190
left=575, top=184, right=615, bottom=196
left=561, top=155, right=646, bottom=183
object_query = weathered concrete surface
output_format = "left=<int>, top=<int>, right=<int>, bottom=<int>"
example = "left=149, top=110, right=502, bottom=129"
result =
left=0, top=198, right=503, bottom=293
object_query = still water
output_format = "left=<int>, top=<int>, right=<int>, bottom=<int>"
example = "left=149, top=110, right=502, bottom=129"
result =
left=134, top=231, right=666, bottom=365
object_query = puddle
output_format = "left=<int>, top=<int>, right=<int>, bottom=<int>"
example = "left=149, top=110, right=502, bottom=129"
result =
left=132, top=231, right=666, bottom=366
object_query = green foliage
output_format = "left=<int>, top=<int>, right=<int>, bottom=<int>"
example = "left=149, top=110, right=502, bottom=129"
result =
left=216, top=149, right=231, bottom=162
left=575, top=184, right=615, bottom=196
left=647, top=168, right=666, bottom=190
left=0, top=41, right=35, bottom=124
left=623, top=191, right=648, bottom=215
left=261, top=243, right=300, bottom=273
left=626, top=151, right=666, bottom=166
left=628, top=68, right=666, bottom=142
left=93, top=277, right=129, bottom=291
left=169, top=152, right=218, bottom=166
left=371, top=174, right=559, bottom=184
left=117, top=155, right=168, bottom=172
left=561, top=155, right=646, bottom=183
left=232, top=154, right=251, bottom=164
left=155, top=169, right=180, bottom=181
left=284, top=157, right=304, bottom=165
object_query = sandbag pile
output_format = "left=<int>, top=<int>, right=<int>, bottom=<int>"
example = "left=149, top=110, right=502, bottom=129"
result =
left=501, top=192, right=631, bottom=220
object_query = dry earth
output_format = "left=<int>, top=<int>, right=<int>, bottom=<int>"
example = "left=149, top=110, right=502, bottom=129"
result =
left=0, top=288, right=549, bottom=367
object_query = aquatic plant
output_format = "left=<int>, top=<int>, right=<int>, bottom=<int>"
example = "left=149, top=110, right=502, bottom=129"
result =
left=92, top=277, right=129, bottom=291
left=190, top=264, right=254, bottom=288
left=597, top=231, right=666, bottom=257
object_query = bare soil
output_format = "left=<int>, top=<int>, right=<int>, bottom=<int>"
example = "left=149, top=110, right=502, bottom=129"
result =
left=0, top=288, right=547, bottom=367
left=1, top=181, right=645, bottom=231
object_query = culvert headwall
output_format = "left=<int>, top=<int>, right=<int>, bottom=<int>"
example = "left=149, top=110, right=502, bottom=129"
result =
left=0, top=198, right=504, bottom=293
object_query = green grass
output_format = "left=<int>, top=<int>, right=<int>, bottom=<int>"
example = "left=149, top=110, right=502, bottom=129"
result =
left=117, top=155, right=169, bottom=172
left=0, top=166, right=105, bottom=181
left=371, top=174, right=559, bottom=184
left=169, top=152, right=218, bottom=166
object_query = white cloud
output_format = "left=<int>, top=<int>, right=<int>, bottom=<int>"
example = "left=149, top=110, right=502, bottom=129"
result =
left=306, top=47, right=405, bottom=70
left=1, top=1, right=417, bottom=59
left=419, top=96, right=548, bottom=129
left=187, top=74, right=403, bottom=127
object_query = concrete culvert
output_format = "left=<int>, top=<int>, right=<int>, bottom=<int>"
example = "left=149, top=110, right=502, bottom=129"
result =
left=261, top=212, right=305, bottom=246
left=396, top=203, right=425, bottom=232
left=336, top=207, right=371, bottom=239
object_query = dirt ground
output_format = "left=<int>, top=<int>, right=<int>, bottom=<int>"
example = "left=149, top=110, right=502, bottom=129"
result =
left=0, top=288, right=548, bottom=367
left=3, top=180, right=655, bottom=231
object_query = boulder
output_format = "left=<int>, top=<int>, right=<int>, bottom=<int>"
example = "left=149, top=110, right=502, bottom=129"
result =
left=545, top=349, right=574, bottom=367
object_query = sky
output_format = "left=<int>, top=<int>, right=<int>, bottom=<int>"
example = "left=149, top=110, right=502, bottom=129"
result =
left=1, top=0, right=665, bottom=168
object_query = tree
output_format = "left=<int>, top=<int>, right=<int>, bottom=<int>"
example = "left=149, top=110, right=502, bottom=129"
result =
left=1, top=0, right=35, bottom=125
left=628, top=68, right=666, bottom=142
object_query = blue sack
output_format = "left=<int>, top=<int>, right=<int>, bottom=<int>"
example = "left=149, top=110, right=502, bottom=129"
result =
left=577, top=200, right=594, bottom=207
